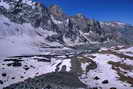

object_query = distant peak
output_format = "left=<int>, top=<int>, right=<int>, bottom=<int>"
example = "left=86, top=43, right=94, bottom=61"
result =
left=75, top=13, right=86, bottom=19
left=111, top=21, right=126, bottom=25
left=48, top=4, right=64, bottom=17
left=49, top=4, right=60, bottom=9
left=49, top=4, right=63, bottom=12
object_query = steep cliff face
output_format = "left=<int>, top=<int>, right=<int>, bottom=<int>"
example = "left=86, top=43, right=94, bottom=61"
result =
left=0, top=0, right=133, bottom=49
left=101, top=21, right=133, bottom=44
left=0, top=0, right=133, bottom=57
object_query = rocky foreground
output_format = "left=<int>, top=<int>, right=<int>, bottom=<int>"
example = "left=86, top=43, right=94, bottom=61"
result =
left=0, top=46, right=132, bottom=89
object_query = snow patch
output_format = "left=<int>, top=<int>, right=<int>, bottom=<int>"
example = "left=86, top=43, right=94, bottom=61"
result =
left=81, top=63, right=90, bottom=72
left=81, top=53, right=132, bottom=89
left=59, top=59, right=71, bottom=71
left=51, top=15, right=63, bottom=24
left=0, top=0, right=10, bottom=9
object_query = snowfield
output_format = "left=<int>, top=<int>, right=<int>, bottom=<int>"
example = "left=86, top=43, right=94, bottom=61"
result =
left=0, top=15, right=63, bottom=58
left=0, top=55, right=72, bottom=88
left=0, top=46, right=133, bottom=89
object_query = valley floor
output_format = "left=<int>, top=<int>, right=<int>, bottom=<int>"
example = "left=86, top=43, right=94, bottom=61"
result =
left=0, top=46, right=133, bottom=89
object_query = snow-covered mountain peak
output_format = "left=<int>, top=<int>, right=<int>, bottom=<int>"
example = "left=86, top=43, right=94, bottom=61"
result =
left=0, top=0, right=39, bottom=11
left=100, top=21, right=127, bottom=28
left=0, top=0, right=133, bottom=57
left=49, top=4, right=64, bottom=16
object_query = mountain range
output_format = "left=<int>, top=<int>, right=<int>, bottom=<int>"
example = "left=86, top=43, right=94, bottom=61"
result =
left=0, top=0, right=133, bottom=89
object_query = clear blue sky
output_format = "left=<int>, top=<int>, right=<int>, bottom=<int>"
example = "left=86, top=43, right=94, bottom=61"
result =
left=33, top=0, right=133, bottom=25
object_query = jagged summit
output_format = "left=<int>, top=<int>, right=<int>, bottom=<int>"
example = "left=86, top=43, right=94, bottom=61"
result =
left=48, top=4, right=64, bottom=16
left=75, top=13, right=87, bottom=19
left=0, top=0, right=133, bottom=57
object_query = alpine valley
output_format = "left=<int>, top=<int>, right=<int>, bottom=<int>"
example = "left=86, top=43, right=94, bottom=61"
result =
left=0, top=0, right=133, bottom=89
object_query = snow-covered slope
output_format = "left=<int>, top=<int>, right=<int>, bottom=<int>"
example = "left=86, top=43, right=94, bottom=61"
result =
left=0, top=46, right=133, bottom=89
left=0, top=15, right=63, bottom=57
left=81, top=46, right=133, bottom=89
left=0, top=55, right=71, bottom=88
left=0, top=0, right=133, bottom=56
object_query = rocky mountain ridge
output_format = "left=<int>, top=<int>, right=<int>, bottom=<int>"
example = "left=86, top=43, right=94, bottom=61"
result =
left=0, top=0, right=133, bottom=49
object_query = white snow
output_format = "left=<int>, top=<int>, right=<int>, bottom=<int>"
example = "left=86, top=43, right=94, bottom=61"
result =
left=81, top=63, right=90, bottom=72
left=0, top=0, right=10, bottom=9
left=81, top=51, right=133, bottom=89
left=0, top=56, right=71, bottom=89
left=0, top=45, right=133, bottom=89
left=59, top=59, right=71, bottom=71
left=51, top=58, right=71, bottom=72
left=50, top=15, right=63, bottom=24
left=63, top=35, right=80, bottom=46
left=0, top=58, right=52, bottom=88
left=119, top=47, right=133, bottom=57
left=15, top=0, right=33, bottom=6
left=0, top=36, right=38, bottom=58
left=0, top=15, right=62, bottom=58
left=100, top=21, right=126, bottom=28
left=22, top=0, right=33, bottom=6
